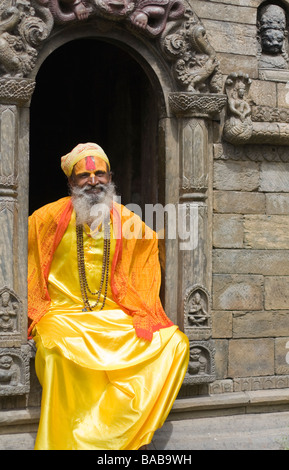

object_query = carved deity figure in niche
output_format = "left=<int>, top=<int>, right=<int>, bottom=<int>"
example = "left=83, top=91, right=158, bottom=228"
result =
left=224, top=72, right=253, bottom=144
left=188, top=292, right=209, bottom=327
left=188, top=347, right=207, bottom=375
left=257, top=3, right=289, bottom=69
left=0, top=355, right=20, bottom=386
left=0, top=291, right=18, bottom=332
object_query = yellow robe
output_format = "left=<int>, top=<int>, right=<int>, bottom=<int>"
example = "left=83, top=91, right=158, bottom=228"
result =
left=33, top=212, right=189, bottom=450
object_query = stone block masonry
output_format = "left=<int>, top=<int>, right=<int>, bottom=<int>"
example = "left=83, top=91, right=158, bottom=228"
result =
left=212, top=149, right=289, bottom=390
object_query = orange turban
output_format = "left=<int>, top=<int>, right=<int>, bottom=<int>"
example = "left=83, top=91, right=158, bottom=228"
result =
left=61, top=143, right=110, bottom=177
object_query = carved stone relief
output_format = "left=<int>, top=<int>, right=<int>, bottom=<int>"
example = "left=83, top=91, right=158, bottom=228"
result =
left=169, top=92, right=226, bottom=118
left=0, top=346, right=30, bottom=395
left=184, top=284, right=211, bottom=330
left=257, top=3, right=288, bottom=71
left=0, top=0, right=227, bottom=110
left=0, top=287, right=23, bottom=347
left=161, top=10, right=223, bottom=93
left=183, top=340, right=216, bottom=385
left=0, top=287, right=20, bottom=333
left=214, top=141, right=289, bottom=163
left=44, top=0, right=185, bottom=37
left=0, top=0, right=186, bottom=80
left=0, top=0, right=53, bottom=78
left=223, top=71, right=289, bottom=145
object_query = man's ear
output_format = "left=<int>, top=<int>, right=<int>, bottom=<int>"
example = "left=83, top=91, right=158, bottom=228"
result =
left=68, top=170, right=76, bottom=186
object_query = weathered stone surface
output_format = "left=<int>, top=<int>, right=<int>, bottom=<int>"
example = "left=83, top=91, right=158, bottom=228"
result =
left=265, top=277, right=289, bottom=310
left=217, top=53, right=258, bottom=78
left=203, top=19, right=257, bottom=56
left=266, top=193, right=289, bottom=214
left=260, top=162, right=289, bottom=192
left=213, top=249, right=289, bottom=276
left=193, top=0, right=256, bottom=24
left=203, top=0, right=260, bottom=7
left=213, top=274, right=263, bottom=311
left=244, top=215, right=289, bottom=249
left=249, top=80, right=277, bottom=108
left=214, top=190, right=265, bottom=214
left=228, top=339, right=275, bottom=378
left=213, top=339, right=229, bottom=380
left=214, top=161, right=260, bottom=191
left=232, top=311, right=289, bottom=338
left=213, top=214, right=243, bottom=248
left=212, top=311, right=232, bottom=339
left=275, top=338, right=289, bottom=375
left=277, top=83, right=289, bottom=109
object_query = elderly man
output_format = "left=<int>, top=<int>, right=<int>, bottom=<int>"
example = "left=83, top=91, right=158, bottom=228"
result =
left=28, top=142, right=189, bottom=450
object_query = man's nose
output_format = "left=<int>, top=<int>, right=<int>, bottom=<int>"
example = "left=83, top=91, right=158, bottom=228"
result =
left=88, top=173, right=97, bottom=185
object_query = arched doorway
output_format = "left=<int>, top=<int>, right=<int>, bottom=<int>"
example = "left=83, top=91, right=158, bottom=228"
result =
left=29, top=38, right=160, bottom=215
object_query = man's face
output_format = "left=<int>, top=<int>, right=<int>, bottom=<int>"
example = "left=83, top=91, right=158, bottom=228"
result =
left=70, top=156, right=111, bottom=194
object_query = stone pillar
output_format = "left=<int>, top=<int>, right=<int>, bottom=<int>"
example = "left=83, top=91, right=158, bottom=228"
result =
left=169, top=92, right=226, bottom=387
left=0, top=78, right=35, bottom=397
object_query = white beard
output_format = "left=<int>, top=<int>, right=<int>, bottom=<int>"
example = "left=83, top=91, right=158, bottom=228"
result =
left=70, top=182, right=116, bottom=228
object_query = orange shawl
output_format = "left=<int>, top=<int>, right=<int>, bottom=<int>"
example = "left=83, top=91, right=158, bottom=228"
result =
left=28, top=197, right=174, bottom=341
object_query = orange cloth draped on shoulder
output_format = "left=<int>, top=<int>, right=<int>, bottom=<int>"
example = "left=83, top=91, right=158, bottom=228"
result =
left=28, top=197, right=174, bottom=341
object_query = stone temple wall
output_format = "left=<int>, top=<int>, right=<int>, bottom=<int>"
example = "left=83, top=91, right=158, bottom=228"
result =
left=198, top=0, right=289, bottom=394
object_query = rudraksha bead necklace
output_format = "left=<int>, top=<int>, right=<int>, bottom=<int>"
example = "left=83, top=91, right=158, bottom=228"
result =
left=76, top=217, right=111, bottom=312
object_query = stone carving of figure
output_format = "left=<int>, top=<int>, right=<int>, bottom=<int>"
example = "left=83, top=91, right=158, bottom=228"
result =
left=46, top=0, right=185, bottom=36
left=188, top=291, right=209, bottom=327
left=0, top=5, right=22, bottom=77
left=0, top=291, right=18, bottom=332
left=258, top=3, right=288, bottom=69
left=163, top=14, right=222, bottom=93
left=223, top=72, right=253, bottom=144
left=0, top=355, right=19, bottom=386
left=227, top=81, right=251, bottom=124
left=188, top=348, right=207, bottom=375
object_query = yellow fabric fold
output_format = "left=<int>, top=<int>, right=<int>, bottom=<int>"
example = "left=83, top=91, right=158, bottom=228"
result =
left=33, top=211, right=189, bottom=450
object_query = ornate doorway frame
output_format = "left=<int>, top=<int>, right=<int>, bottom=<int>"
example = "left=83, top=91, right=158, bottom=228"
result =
left=0, top=0, right=226, bottom=398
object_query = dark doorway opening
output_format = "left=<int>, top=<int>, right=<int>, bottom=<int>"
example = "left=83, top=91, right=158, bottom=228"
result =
left=29, top=38, right=160, bottom=215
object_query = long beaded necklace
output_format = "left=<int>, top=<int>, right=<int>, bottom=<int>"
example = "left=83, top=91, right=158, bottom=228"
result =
left=76, top=216, right=111, bottom=312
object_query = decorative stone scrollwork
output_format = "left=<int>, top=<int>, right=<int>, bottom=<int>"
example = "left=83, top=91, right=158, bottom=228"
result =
left=0, top=0, right=53, bottom=79
left=169, top=92, right=226, bottom=118
left=162, top=10, right=223, bottom=93
left=0, top=78, right=35, bottom=104
left=0, top=346, right=30, bottom=395
left=223, top=71, right=289, bottom=145
left=183, top=340, right=216, bottom=385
